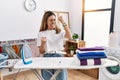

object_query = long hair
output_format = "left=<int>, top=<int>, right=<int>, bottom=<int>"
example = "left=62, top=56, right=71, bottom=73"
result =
left=39, top=11, right=61, bottom=34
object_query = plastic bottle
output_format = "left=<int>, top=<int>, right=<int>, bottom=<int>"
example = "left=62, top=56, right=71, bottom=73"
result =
left=108, top=31, right=119, bottom=47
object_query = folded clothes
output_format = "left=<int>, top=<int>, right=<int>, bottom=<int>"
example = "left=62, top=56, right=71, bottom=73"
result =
left=78, top=47, right=105, bottom=51
left=76, top=49, right=104, bottom=54
left=74, top=55, right=106, bottom=66
left=76, top=52, right=107, bottom=59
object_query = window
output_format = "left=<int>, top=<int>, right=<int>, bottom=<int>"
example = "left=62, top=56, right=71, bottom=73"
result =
left=82, top=0, right=116, bottom=47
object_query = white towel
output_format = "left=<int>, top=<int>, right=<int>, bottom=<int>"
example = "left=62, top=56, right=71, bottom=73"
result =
left=76, top=49, right=105, bottom=54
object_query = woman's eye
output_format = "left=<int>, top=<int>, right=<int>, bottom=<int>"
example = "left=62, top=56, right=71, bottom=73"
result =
left=50, top=19, right=56, bottom=22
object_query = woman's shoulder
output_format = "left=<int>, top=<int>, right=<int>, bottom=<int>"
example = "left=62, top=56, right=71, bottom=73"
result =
left=39, top=30, right=47, bottom=33
left=38, top=31, right=46, bottom=36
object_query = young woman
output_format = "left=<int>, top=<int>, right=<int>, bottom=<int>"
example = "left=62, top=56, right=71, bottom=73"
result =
left=37, top=11, right=72, bottom=80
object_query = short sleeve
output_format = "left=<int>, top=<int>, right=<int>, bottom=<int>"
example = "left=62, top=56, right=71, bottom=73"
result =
left=60, top=30, right=66, bottom=38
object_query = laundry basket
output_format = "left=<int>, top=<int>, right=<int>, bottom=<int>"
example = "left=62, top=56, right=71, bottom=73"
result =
left=0, top=53, right=8, bottom=68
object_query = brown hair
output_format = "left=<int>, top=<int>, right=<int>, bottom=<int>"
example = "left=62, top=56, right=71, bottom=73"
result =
left=39, top=11, right=61, bottom=34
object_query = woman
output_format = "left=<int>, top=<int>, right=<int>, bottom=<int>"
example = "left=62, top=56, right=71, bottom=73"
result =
left=37, top=11, right=72, bottom=80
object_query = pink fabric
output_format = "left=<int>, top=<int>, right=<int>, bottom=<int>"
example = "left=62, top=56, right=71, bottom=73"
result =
left=29, top=44, right=40, bottom=57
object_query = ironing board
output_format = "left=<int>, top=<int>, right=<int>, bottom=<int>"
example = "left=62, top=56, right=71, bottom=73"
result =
left=14, top=57, right=118, bottom=80
left=0, top=59, right=19, bottom=80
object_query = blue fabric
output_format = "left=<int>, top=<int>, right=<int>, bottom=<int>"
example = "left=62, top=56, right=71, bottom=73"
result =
left=41, top=53, right=68, bottom=80
left=76, top=52, right=107, bottom=59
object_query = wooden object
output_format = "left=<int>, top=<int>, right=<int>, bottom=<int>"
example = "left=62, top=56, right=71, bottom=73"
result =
left=65, top=40, right=85, bottom=54
left=0, top=71, right=3, bottom=80
left=79, top=68, right=99, bottom=79
left=64, top=53, right=73, bottom=57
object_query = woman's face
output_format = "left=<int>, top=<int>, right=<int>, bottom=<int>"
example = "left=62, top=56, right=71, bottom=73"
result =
left=47, top=15, right=56, bottom=30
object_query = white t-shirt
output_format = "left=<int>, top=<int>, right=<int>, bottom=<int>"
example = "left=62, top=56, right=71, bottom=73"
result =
left=37, top=30, right=65, bottom=53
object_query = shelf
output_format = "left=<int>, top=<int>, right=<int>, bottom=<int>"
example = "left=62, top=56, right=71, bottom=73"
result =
left=65, top=40, right=85, bottom=54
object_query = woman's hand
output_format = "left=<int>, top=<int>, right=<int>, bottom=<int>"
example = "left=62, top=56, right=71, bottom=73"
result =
left=41, top=37, right=46, bottom=46
left=58, top=16, right=72, bottom=39
left=58, top=16, right=65, bottom=24
left=39, top=37, right=46, bottom=54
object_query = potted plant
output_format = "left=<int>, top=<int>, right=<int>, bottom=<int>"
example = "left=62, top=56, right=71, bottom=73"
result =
left=69, top=45, right=75, bottom=55
left=72, top=33, right=79, bottom=42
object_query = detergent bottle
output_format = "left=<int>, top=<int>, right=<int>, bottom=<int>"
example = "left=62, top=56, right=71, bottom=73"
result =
left=108, top=31, right=119, bottom=47
left=21, top=43, right=32, bottom=64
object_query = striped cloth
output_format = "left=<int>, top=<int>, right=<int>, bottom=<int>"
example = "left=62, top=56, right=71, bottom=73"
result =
left=74, top=55, right=106, bottom=66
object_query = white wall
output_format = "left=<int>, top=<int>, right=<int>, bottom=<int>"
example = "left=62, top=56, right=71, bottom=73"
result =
left=1, top=0, right=120, bottom=44
left=114, top=0, right=120, bottom=45
left=69, top=0, right=82, bottom=40
left=0, top=0, right=70, bottom=41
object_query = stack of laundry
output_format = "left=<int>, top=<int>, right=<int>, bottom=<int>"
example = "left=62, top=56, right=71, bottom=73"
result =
left=74, top=47, right=107, bottom=66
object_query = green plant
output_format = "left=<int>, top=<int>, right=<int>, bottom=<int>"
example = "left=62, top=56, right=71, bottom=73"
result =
left=72, top=33, right=79, bottom=39
left=69, top=45, right=75, bottom=51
